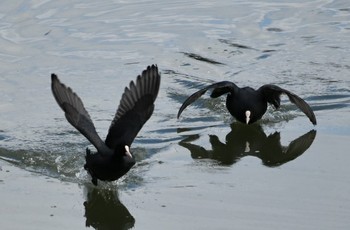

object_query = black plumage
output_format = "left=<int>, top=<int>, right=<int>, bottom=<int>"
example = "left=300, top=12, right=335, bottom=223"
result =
left=177, top=81, right=316, bottom=125
left=51, top=65, right=161, bottom=185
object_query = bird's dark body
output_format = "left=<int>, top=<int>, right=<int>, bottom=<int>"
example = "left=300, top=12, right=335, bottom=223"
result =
left=178, top=81, right=316, bottom=125
left=51, top=65, right=160, bottom=185
left=226, top=87, right=267, bottom=124
left=84, top=147, right=135, bottom=185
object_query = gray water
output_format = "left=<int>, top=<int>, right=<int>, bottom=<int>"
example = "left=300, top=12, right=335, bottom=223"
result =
left=0, top=0, right=350, bottom=229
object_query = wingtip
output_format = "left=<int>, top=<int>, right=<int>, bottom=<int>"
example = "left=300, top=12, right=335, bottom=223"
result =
left=309, top=109, right=317, bottom=126
left=51, top=74, right=59, bottom=92
left=143, top=64, right=158, bottom=75
left=176, top=112, right=181, bottom=119
left=149, top=64, right=158, bottom=70
left=312, top=119, right=317, bottom=126
left=144, top=63, right=161, bottom=99
left=177, top=104, right=185, bottom=119
left=51, top=73, right=57, bottom=81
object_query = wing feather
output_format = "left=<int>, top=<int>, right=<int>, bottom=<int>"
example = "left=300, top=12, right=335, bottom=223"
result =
left=177, top=81, right=238, bottom=118
left=259, top=84, right=317, bottom=125
left=105, top=65, right=161, bottom=149
left=51, top=74, right=109, bottom=153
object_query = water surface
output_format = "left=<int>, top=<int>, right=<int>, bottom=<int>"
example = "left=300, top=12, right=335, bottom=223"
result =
left=0, top=0, right=349, bottom=229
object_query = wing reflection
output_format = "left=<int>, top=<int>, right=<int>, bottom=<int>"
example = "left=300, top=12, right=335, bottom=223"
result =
left=179, top=123, right=316, bottom=167
left=84, top=187, right=135, bottom=230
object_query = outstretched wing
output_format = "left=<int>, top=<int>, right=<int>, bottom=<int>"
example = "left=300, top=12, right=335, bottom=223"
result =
left=177, top=81, right=238, bottom=118
left=51, top=74, right=109, bottom=153
left=105, top=65, right=161, bottom=149
left=258, top=84, right=317, bottom=125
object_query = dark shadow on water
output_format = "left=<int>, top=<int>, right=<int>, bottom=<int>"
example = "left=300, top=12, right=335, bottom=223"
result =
left=179, top=123, right=317, bottom=167
left=181, top=52, right=225, bottom=65
left=84, top=187, right=135, bottom=230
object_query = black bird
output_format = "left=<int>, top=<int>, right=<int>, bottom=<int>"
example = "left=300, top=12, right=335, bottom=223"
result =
left=177, top=81, right=317, bottom=125
left=51, top=65, right=161, bottom=185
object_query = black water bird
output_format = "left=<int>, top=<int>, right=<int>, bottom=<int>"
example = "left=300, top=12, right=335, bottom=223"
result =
left=51, top=65, right=161, bottom=185
left=177, top=81, right=317, bottom=125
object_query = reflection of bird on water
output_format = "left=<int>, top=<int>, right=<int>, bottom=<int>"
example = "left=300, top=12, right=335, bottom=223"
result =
left=177, top=81, right=317, bottom=125
left=84, top=187, right=135, bottom=230
left=51, top=65, right=161, bottom=185
left=179, top=123, right=317, bottom=167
